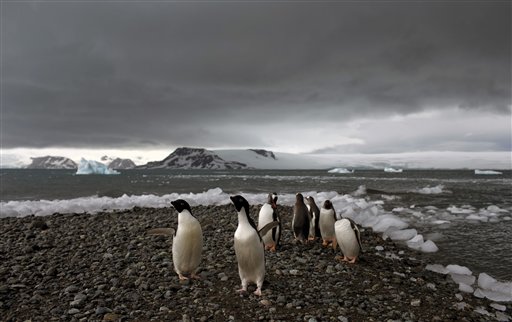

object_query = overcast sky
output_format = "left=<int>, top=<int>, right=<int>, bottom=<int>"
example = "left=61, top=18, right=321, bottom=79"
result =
left=1, top=1, right=511, bottom=161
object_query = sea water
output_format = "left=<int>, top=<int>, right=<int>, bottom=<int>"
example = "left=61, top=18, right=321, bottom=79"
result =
left=1, top=169, right=511, bottom=281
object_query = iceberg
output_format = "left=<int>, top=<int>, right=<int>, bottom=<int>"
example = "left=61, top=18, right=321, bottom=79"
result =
left=328, top=168, right=354, bottom=174
left=384, top=167, right=403, bottom=173
left=76, top=158, right=120, bottom=175
left=474, top=170, right=503, bottom=175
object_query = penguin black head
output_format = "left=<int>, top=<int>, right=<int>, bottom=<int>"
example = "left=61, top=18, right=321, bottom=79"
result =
left=306, top=196, right=315, bottom=203
left=267, top=192, right=278, bottom=204
left=295, top=193, right=304, bottom=202
left=171, top=199, right=192, bottom=214
left=323, top=199, right=333, bottom=210
left=230, top=195, right=250, bottom=215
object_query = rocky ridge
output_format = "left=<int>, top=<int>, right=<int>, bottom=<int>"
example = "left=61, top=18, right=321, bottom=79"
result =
left=138, top=147, right=249, bottom=170
left=26, top=156, right=77, bottom=169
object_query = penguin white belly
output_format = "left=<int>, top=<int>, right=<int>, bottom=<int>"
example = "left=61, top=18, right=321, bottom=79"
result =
left=172, top=219, right=203, bottom=275
left=257, top=204, right=274, bottom=245
left=234, top=226, right=265, bottom=285
left=319, top=209, right=336, bottom=239
left=335, top=219, right=360, bottom=258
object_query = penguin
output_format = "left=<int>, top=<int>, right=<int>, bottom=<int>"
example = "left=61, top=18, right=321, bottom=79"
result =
left=292, top=193, right=310, bottom=243
left=319, top=199, right=337, bottom=250
left=335, top=217, right=363, bottom=264
left=148, top=199, right=203, bottom=280
left=257, top=192, right=281, bottom=252
left=230, top=195, right=278, bottom=296
left=305, top=196, right=321, bottom=241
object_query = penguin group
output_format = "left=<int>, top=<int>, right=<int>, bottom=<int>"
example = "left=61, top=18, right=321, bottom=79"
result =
left=147, top=192, right=362, bottom=296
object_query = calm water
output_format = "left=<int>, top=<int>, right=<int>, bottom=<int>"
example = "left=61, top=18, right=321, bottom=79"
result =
left=1, top=169, right=511, bottom=280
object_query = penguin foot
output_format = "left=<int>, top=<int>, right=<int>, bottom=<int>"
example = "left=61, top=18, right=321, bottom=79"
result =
left=191, top=273, right=201, bottom=280
left=270, top=244, right=277, bottom=252
left=237, top=288, right=247, bottom=294
left=322, top=240, right=328, bottom=247
left=178, top=274, right=189, bottom=280
left=254, top=288, right=262, bottom=296
left=346, top=257, right=357, bottom=264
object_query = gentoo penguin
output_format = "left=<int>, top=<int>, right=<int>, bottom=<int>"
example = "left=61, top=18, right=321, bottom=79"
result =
left=154, top=199, right=203, bottom=280
left=305, top=196, right=321, bottom=241
left=257, top=192, right=281, bottom=252
left=335, top=218, right=363, bottom=264
left=292, top=193, right=310, bottom=243
left=319, top=200, right=337, bottom=250
left=231, top=195, right=278, bottom=296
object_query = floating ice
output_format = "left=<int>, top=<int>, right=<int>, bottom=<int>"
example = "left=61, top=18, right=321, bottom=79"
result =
left=490, top=303, right=506, bottom=311
left=383, top=228, right=418, bottom=241
left=76, top=158, right=120, bottom=175
left=415, top=185, right=446, bottom=195
left=475, top=170, right=503, bottom=175
left=446, top=264, right=473, bottom=276
left=451, top=273, right=476, bottom=286
left=371, top=215, right=409, bottom=232
left=420, top=240, right=439, bottom=253
left=459, top=283, right=474, bottom=293
left=327, top=168, right=354, bottom=174
left=425, top=264, right=449, bottom=275
left=472, top=273, right=512, bottom=302
left=384, top=167, right=403, bottom=173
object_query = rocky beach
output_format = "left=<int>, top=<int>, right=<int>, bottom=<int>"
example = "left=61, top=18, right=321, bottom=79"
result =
left=1, top=205, right=509, bottom=322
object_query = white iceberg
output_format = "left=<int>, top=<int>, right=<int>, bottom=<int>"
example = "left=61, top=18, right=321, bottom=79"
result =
left=76, top=158, right=120, bottom=175
left=328, top=168, right=354, bottom=174
left=474, top=170, right=503, bottom=175
left=384, top=167, right=403, bottom=173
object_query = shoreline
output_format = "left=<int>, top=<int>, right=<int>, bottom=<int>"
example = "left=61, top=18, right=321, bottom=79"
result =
left=1, top=205, right=509, bottom=321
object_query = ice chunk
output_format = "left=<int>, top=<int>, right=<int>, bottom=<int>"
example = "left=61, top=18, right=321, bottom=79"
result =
left=372, top=215, right=409, bottom=232
left=459, top=283, right=474, bottom=293
left=384, top=228, right=418, bottom=241
left=425, top=264, right=449, bottom=275
left=406, top=234, right=424, bottom=250
left=475, top=170, right=503, bottom=175
left=490, top=303, right=506, bottom=311
left=420, top=240, right=439, bottom=253
left=76, top=158, right=120, bottom=175
left=446, top=264, right=472, bottom=276
left=328, top=168, right=354, bottom=174
left=478, top=272, right=498, bottom=289
left=451, top=273, right=475, bottom=285
left=384, top=167, right=403, bottom=173
left=466, top=214, right=489, bottom=222
left=416, top=185, right=445, bottom=195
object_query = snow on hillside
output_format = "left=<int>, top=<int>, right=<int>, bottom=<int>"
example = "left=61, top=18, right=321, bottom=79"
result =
left=26, top=156, right=77, bottom=169
left=215, top=149, right=326, bottom=169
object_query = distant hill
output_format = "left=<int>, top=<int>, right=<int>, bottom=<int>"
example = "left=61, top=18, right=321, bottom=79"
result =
left=26, top=156, right=77, bottom=169
left=108, top=158, right=136, bottom=170
left=137, top=147, right=250, bottom=169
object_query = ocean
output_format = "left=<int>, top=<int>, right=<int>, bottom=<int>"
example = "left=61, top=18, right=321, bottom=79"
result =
left=1, top=168, right=511, bottom=281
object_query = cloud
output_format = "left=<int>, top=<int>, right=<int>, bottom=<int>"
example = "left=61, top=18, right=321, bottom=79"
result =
left=2, top=1, right=510, bottom=153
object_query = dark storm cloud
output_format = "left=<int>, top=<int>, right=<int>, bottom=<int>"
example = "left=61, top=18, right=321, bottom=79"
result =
left=2, top=1, right=510, bottom=150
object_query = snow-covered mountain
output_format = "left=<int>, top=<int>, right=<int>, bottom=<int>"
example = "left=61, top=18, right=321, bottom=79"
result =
left=137, top=147, right=250, bottom=169
left=26, top=156, right=77, bottom=169
left=108, top=158, right=136, bottom=170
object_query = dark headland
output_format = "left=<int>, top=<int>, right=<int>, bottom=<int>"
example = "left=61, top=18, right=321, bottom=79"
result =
left=1, top=205, right=509, bottom=321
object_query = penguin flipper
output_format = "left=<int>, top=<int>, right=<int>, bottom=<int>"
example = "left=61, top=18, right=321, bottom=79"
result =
left=348, top=218, right=363, bottom=253
left=147, top=227, right=176, bottom=236
left=258, top=221, right=279, bottom=238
